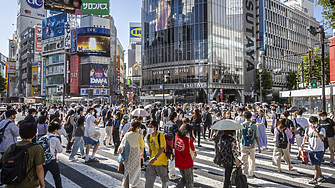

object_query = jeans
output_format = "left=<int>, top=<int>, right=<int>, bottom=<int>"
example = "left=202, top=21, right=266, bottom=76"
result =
left=69, top=136, right=85, bottom=159
left=43, top=159, right=62, bottom=188
left=66, top=133, right=73, bottom=151
left=224, top=165, right=233, bottom=188
left=194, top=125, right=201, bottom=146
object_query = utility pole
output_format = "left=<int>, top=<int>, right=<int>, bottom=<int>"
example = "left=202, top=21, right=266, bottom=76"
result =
left=321, top=26, right=326, bottom=111
left=308, top=49, right=312, bottom=85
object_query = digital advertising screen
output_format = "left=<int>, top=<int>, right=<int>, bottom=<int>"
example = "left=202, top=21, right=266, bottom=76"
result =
left=42, top=13, right=67, bottom=40
left=89, top=64, right=108, bottom=86
left=77, top=35, right=110, bottom=56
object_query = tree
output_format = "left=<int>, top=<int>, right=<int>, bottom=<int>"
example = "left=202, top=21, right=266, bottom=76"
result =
left=285, top=71, right=297, bottom=90
left=316, top=0, right=335, bottom=28
left=297, top=47, right=330, bottom=85
left=0, top=73, right=6, bottom=93
left=255, top=70, right=273, bottom=101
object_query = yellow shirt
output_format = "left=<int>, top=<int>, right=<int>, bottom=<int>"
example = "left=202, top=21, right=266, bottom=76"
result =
left=147, top=132, right=168, bottom=166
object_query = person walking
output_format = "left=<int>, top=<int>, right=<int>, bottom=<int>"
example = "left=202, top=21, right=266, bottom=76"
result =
left=103, top=110, right=113, bottom=146
left=201, top=107, right=212, bottom=140
left=302, top=116, right=326, bottom=184
left=210, top=112, right=223, bottom=155
left=112, top=112, right=122, bottom=154
left=122, top=120, right=145, bottom=188
left=145, top=120, right=169, bottom=188
left=293, top=110, right=310, bottom=160
left=236, top=111, right=261, bottom=177
left=234, top=108, right=245, bottom=124
left=318, top=110, right=335, bottom=167
left=69, top=111, right=86, bottom=161
left=0, top=110, right=19, bottom=155
left=256, top=110, right=267, bottom=150
left=37, top=115, right=48, bottom=141
left=190, top=109, right=202, bottom=147
left=119, top=115, right=130, bottom=142
left=175, top=123, right=196, bottom=188
left=64, top=110, right=76, bottom=153
left=164, top=112, right=179, bottom=179
left=84, top=107, right=101, bottom=163
left=272, top=119, right=293, bottom=173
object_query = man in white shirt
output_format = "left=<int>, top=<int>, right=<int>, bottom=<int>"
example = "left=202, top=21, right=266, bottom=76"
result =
left=234, top=108, right=245, bottom=124
left=302, top=116, right=326, bottom=185
left=293, top=110, right=310, bottom=160
left=44, top=122, right=63, bottom=188
left=84, top=107, right=101, bottom=163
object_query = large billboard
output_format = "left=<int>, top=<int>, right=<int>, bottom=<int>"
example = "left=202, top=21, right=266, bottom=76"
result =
left=35, top=26, right=42, bottom=52
left=76, top=27, right=110, bottom=56
left=81, top=0, right=109, bottom=15
left=42, top=13, right=67, bottom=40
left=89, top=64, right=108, bottom=86
left=18, top=0, right=46, bottom=19
left=129, top=22, right=141, bottom=43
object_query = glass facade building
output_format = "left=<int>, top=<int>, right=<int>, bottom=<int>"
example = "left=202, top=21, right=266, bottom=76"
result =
left=141, top=0, right=244, bottom=103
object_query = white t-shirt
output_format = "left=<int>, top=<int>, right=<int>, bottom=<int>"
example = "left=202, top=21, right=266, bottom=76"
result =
left=305, top=126, right=326, bottom=152
left=293, top=117, right=309, bottom=129
left=49, top=109, right=55, bottom=115
left=85, top=113, right=96, bottom=137
left=47, top=133, right=63, bottom=160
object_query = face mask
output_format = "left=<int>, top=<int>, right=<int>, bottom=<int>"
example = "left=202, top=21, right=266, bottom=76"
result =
left=147, top=128, right=154, bottom=134
left=238, top=112, right=242, bottom=115
left=313, top=123, right=318, bottom=127
left=321, top=117, right=327, bottom=120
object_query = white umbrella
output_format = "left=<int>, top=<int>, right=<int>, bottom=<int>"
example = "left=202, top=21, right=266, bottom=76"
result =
left=210, top=100, right=217, bottom=104
left=131, top=108, right=150, bottom=117
left=144, top=104, right=152, bottom=109
left=211, top=119, right=244, bottom=130
left=218, top=102, right=224, bottom=105
left=198, top=103, right=203, bottom=105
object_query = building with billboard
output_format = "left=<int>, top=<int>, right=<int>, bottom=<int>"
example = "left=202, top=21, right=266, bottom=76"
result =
left=0, top=53, right=6, bottom=78
left=125, top=42, right=141, bottom=101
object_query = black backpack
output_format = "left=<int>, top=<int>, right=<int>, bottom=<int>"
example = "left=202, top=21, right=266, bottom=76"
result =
left=163, top=108, right=169, bottom=117
left=1, top=143, right=36, bottom=185
left=276, top=128, right=288, bottom=149
left=0, top=121, right=12, bottom=144
left=294, top=118, right=305, bottom=137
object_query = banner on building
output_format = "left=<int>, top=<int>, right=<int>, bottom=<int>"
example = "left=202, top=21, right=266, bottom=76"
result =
left=129, top=22, right=141, bottom=43
left=243, top=0, right=257, bottom=96
left=90, top=64, right=108, bottom=86
left=32, top=62, right=38, bottom=86
left=42, top=13, right=67, bottom=40
left=259, top=0, right=266, bottom=51
left=35, top=26, right=42, bottom=52
left=64, top=22, right=71, bottom=49
left=8, top=74, right=15, bottom=97
left=81, top=0, right=109, bottom=15
left=71, top=29, right=77, bottom=53
left=70, top=55, right=80, bottom=94
left=117, top=56, right=120, bottom=90
left=8, top=40, right=17, bottom=61
left=41, top=59, right=46, bottom=96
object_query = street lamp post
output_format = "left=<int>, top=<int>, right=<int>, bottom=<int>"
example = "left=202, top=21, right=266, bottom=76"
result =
left=257, top=62, right=263, bottom=102
left=307, top=25, right=326, bottom=111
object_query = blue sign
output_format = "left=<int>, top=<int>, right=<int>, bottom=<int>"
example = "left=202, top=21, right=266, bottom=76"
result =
left=112, top=76, right=115, bottom=85
left=42, top=59, right=46, bottom=95
left=42, top=13, right=67, bottom=40
left=130, top=27, right=141, bottom=38
left=26, top=0, right=43, bottom=9
left=259, top=0, right=266, bottom=51
left=76, top=27, right=110, bottom=35
left=50, top=10, right=61, bottom=15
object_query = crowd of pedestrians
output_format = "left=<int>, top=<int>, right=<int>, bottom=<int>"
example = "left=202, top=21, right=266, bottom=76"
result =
left=0, top=101, right=333, bottom=188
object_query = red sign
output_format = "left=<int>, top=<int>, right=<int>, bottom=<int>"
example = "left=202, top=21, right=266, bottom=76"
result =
left=117, top=55, right=120, bottom=90
left=35, top=26, right=42, bottom=52
left=72, top=29, right=77, bottom=53
left=70, top=55, right=80, bottom=94
left=330, top=38, right=335, bottom=83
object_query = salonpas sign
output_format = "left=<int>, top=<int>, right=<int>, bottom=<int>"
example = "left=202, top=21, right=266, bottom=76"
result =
left=81, top=0, right=109, bottom=15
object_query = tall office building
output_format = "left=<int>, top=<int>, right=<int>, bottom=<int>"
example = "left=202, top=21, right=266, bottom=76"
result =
left=263, top=0, right=319, bottom=97
left=141, top=0, right=245, bottom=103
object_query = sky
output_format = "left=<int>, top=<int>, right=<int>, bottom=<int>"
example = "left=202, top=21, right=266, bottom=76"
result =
left=0, top=0, right=330, bottom=57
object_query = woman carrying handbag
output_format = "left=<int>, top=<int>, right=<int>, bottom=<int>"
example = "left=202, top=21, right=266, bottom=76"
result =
left=175, top=122, right=196, bottom=188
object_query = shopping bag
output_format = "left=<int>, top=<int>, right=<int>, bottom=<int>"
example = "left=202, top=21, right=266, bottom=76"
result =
left=118, top=162, right=124, bottom=173
left=231, top=167, right=242, bottom=186
left=236, top=174, right=248, bottom=188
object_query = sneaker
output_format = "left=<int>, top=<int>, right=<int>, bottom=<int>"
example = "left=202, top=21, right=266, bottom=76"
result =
left=308, top=179, right=317, bottom=185
left=170, top=174, right=179, bottom=180
left=330, top=162, right=335, bottom=167
left=69, top=157, right=78, bottom=161
left=317, top=176, right=325, bottom=182
left=79, top=155, right=86, bottom=159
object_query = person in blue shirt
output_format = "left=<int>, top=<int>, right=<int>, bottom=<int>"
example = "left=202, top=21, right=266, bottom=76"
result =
left=256, top=110, right=267, bottom=150
left=210, top=112, right=224, bottom=155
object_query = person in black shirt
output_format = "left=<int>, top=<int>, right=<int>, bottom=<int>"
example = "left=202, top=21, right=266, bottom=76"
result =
left=24, top=108, right=37, bottom=125
left=318, top=111, right=335, bottom=167
left=151, top=105, right=158, bottom=121
left=283, top=111, right=295, bottom=153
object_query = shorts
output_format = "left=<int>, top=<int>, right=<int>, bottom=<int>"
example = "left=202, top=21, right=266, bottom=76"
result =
left=85, top=136, right=99, bottom=146
left=308, top=151, right=323, bottom=166
left=327, top=137, right=335, bottom=150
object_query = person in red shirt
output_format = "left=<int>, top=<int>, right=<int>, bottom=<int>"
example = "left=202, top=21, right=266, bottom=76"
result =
left=175, top=120, right=196, bottom=188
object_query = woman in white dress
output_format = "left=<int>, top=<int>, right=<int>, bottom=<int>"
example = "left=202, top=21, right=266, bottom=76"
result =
left=121, top=119, right=144, bottom=188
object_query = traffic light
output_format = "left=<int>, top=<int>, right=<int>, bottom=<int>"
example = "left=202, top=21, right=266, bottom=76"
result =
left=311, top=77, right=317, bottom=88
left=44, top=0, right=82, bottom=14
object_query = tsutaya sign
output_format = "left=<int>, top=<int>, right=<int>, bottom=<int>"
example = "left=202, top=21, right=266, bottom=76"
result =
left=243, top=0, right=257, bottom=96
left=183, top=83, right=207, bottom=89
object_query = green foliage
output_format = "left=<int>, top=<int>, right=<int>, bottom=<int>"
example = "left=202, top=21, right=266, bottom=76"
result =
left=0, top=73, right=6, bottom=93
left=256, top=70, right=273, bottom=101
left=316, top=0, right=335, bottom=29
left=285, top=71, right=297, bottom=90
left=297, top=47, right=330, bottom=85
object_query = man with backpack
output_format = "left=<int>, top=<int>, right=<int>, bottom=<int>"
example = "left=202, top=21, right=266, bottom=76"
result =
left=162, top=105, right=170, bottom=126
left=318, top=111, right=335, bottom=167
left=164, top=112, right=179, bottom=180
left=236, top=111, right=261, bottom=177
left=0, top=110, right=19, bottom=155
left=293, top=110, right=309, bottom=160
left=156, top=108, right=162, bottom=130
left=301, top=116, right=326, bottom=184
left=202, top=107, right=212, bottom=140
left=101, top=105, right=108, bottom=127
left=151, top=105, right=158, bottom=121
left=40, top=122, right=63, bottom=188
left=145, top=120, right=169, bottom=188
left=1, top=122, right=46, bottom=188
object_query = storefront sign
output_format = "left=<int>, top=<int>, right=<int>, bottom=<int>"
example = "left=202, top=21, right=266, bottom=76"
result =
left=42, top=38, right=64, bottom=53
left=42, top=59, right=46, bottom=95
left=35, top=26, right=42, bottom=52
left=81, top=0, right=109, bottom=15
left=183, top=83, right=207, bottom=89
left=71, top=29, right=77, bottom=53
left=64, top=22, right=71, bottom=50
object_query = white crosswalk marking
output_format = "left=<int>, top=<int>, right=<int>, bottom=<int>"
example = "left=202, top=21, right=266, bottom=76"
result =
left=40, top=127, right=335, bottom=188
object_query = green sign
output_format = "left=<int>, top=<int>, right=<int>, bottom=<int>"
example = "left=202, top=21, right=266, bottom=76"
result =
left=81, top=0, right=109, bottom=15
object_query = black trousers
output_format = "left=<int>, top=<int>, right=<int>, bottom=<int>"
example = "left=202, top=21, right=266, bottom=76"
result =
left=113, top=128, right=120, bottom=153
left=194, top=125, right=201, bottom=146
left=44, top=159, right=62, bottom=188
left=66, top=133, right=73, bottom=151
left=224, top=165, right=233, bottom=188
